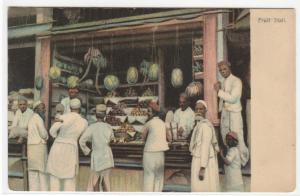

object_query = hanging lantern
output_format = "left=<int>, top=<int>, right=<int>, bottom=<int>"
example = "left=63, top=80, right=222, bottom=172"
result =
left=171, top=68, right=183, bottom=88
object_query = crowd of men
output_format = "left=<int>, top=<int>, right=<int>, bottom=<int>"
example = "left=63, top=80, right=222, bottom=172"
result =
left=9, top=60, right=250, bottom=192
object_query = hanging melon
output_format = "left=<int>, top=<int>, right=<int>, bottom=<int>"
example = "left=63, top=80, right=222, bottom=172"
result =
left=127, top=66, right=139, bottom=84
left=104, top=75, right=120, bottom=91
left=139, top=59, right=150, bottom=77
left=67, top=76, right=79, bottom=88
left=49, top=66, right=61, bottom=80
left=171, top=68, right=183, bottom=88
left=35, top=76, right=43, bottom=90
left=148, top=63, right=159, bottom=81
left=185, top=82, right=203, bottom=97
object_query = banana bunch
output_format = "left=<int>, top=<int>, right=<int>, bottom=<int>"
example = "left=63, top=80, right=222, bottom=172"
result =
left=84, top=47, right=108, bottom=69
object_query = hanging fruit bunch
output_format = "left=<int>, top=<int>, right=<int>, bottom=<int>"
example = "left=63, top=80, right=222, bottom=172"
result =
left=67, top=76, right=79, bottom=88
left=80, top=47, right=108, bottom=95
left=127, top=66, right=139, bottom=84
left=49, top=66, right=61, bottom=81
left=148, top=63, right=159, bottom=81
left=104, top=75, right=120, bottom=92
left=185, top=82, right=203, bottom=97
left=139, top=59, right=151, bottom=82
left=171, top=68, right=183, bottom=88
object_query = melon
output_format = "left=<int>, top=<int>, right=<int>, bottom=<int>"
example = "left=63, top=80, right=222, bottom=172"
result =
left=67, top=76, right=79, bottom=88
left=35, top=76, right=43, bottom=90
left=185, top=82, right=203, bottom=97
left=104, top=75, right=120, bottom=91
left=139, top=59, right=150, bottom=77
left=171, top=68, right=183, bottom=88
left=127, top=66, right=139, bottom=84
left=148, top=63, right=159, bottom=81
left=49, top=66, right=61, bottom=80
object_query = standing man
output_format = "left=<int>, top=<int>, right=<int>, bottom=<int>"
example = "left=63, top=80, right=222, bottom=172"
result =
left=79, top=104, right=115, bottom=192
left=27, top=101, right=49, bottom=191
left=173, top=93, right=195, bottom=140
left=214, top=61, right=249, bottom=166
left=189, top=100, right=220, bottom=192
left=61, top=87, right=79, bottom=114
left=10, top=97, right=34, bottom=143
left=47, top=98, right=88, bottom=191
left=142, top=104, right=172, bottom=192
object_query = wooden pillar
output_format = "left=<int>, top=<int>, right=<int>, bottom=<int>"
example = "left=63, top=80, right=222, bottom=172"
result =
left=35, top=37, right=51, bottom=127
left=158, top=47, right=165, bottom=109
left=203, top=14, right=219, bottom=125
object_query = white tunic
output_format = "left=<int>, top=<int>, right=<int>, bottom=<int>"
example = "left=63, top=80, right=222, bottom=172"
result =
left=173, top=107, right=195, bottom=139
left=60, top=97, right=71, bottom=114
left=189, top=118, right=220, bottom=192
left=143, top=117, right=169, bottom=152
left=27, top=113, right=49, bottom=172
left=47, top=112, right=88, bottom=179
left=79, top=121, right=114, bottom=172
left=11, top=108, right=34, bottom=129
left=224, top=147, right=244, bottom=191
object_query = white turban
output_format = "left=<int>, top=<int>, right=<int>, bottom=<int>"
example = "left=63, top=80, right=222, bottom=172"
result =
left=70, top=98, right=81, bottom=109
left=33, top=100, right=42, bottom=110
left=96, top=104, right=106, bottom=113
left=196, top=100, right=208, bottom=110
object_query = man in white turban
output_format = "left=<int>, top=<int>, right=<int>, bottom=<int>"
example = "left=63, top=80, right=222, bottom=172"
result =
left=189, top=100, right=220, bottom=192
left=47, top=98, right=88, bottom=191
left=214, top=61, right=249, bottom=166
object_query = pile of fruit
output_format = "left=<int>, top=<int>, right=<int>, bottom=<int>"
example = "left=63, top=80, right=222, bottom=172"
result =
left=108, top=104, right=126, bottom=116
left=131, top=107, right=148, bottom=116
left=124, top=87, right=138, bottom=97
left=142, top=87, right=154, bottom=96
left=106, top=115, right=122, bottom=126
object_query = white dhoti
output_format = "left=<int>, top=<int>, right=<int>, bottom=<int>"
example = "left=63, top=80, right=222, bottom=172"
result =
left=86, top=169, right=111, bottom=191
left=28, top=171, right=49, bottom=191
left=27, top=144, right=49, bottom=191
left=143, top=151, right=165, bottom=192
left=221, top=110, right=249, bottom=166
left=191, top=156, right=220, bottom=192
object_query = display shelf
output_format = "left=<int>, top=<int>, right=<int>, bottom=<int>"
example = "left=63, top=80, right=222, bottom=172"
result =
left=52, top=83, right=98, bottom=94
left=60, top=68, right=79, bottom=76
left=193, top=54, right=203, bottom=61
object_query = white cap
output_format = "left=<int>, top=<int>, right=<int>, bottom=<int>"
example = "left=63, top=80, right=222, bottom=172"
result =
left=196, top=100, right=208, bottom=110
left=96, top=104, right=106, bottom=113
left=33, top=100, right=42, bottom=110
left=70, top=98, right=81, bottom=109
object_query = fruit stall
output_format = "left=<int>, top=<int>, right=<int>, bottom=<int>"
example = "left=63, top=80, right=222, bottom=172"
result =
left=8, top=8, right=227, bottom=191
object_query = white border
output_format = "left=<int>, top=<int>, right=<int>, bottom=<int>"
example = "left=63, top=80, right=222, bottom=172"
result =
left=1, top=0, right=300, bottom=196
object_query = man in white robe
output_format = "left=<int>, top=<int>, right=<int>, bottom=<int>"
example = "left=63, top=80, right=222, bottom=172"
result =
left=214, top=61, right=249, bottom=166
left=173, top=93, right=195, bottom=140
left=9, top=97, right=33, bottom=143
left=47, top=98, right=88, bottom=191
left=27, top=101, right=49, bottom=191
left=189, top=100, right=220, bottom=192
left=79, top=104, right=115, bottom=191
left=60, top=87, right=79, bottom=114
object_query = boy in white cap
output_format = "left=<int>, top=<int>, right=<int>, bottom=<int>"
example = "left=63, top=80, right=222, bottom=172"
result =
left=9, top=96, right=34, bottom=143
left=189, top=100, right=220, bottom=192
left=219, top=131, right=245, bottom=192
left=47, top=98, right=88, bottom=191
left=27, top=101, right=49, bottom=191
left=79, top=104, right=115, bottom=192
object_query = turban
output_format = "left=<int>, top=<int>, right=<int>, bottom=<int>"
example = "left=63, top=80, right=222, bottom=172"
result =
left=55, top=103, right=65, bottom=113
left=196, top=100, right=208, bottom=110
left=70, top=98, right=81, bottom=109
left=33, top=100, right=42, bottom=110
left=96, top=104, right=106, bottom=113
